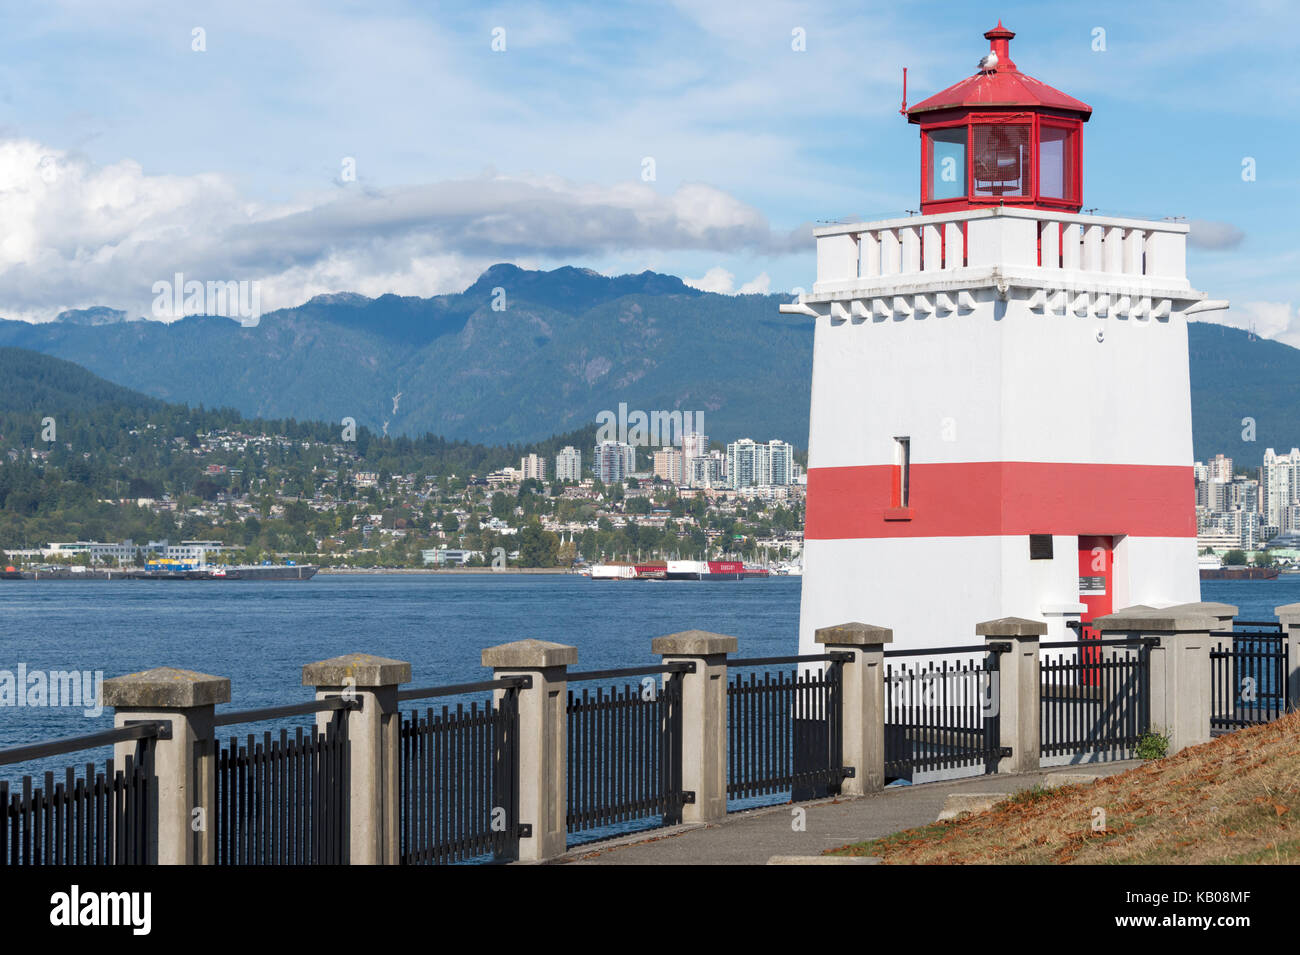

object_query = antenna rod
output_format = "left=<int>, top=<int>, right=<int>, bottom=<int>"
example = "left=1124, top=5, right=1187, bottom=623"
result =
left=899, top=67, right=908, bottom=116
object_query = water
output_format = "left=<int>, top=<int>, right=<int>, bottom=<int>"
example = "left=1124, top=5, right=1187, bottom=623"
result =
left=0, top=574, right=803, bottom=751
left=2, top=574, right=1293, bottom=776
left=1199, top=577, right=1300, bottom=622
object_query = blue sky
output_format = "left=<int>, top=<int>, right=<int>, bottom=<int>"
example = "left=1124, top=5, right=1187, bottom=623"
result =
left=0, top=0, right=1296, bottom=339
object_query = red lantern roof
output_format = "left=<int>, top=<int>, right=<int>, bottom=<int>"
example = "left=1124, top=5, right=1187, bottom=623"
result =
left=907, top=22, right=1092, bottom=121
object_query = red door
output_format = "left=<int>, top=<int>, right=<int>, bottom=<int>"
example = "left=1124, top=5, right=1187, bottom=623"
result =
left=1077, top=536, right=1113, bottom=682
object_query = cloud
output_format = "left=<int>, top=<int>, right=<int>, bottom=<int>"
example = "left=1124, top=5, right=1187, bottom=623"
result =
left=683, top=268, right=773, bottom=295
left=1187, top=219, right=1245, bottom=250
left=684, top=267, right=735, bottom=293
left=1191, top=300, right=1300, bottom=348
left=0, top=138, right=807, bottom=321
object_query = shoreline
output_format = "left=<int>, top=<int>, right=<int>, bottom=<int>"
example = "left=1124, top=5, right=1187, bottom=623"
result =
left=317, top=567, right=576, bottom=575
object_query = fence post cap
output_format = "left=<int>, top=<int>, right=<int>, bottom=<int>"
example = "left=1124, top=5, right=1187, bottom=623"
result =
left=1275, top=602, right=1300, bottom=622
left=814, top=622, right=894, bottom=646
left=301, top=653, right=412, bottom=688
left=652, top=630, right=738, bottom=656
left=103, top=666, right=231, bottom=708
left=481, top=638, right=578, bottom=669
left=1162, top=601, right=1238, bottom=618
left=975, top=617, right=1046, bottom=637
left=1093, top=611, right=1215, bottom=633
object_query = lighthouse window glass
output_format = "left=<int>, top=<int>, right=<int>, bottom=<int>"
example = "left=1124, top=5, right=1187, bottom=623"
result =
left=927, top=128, right=966, bottom=200
left=1039, top=126, right=1075, bottom=200
left=894, top=437, right=910, bottom=507
left=972, top=123, right=1030, bottom=197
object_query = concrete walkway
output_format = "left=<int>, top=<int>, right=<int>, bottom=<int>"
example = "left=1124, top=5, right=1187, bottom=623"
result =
left=559, top=761, right=1140, bottom=865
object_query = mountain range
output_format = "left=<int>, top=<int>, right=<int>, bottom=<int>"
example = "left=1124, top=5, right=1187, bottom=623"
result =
left=0, top=265, right=809, bottom=450
left=0, top=264, right=1294, bottom=467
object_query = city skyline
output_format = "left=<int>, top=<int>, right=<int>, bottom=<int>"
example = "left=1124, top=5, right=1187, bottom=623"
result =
left=1195, top=447, right=1300, bottom=554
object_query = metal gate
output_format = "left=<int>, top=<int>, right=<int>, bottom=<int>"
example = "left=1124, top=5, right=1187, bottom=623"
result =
left=398, top=676, right=527, bottom=864
left=566, top=664, right=689, bottom=842
left=884, top=644, right=1005, bottom=781
left=1211, top=623, right=1289, bottom=733
left=726, top=653, right=850, bottom=804
left=1040, top=636, right=1151, bottom=759
left=212, top=698, right=356, bottom=865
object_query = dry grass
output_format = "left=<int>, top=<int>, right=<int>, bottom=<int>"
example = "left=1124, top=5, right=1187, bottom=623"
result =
left=828, top=711, right=1300, bottom=864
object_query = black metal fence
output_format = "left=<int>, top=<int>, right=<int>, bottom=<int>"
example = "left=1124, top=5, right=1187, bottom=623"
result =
left=212, top=696, right=356, bottom=865
left=1040, top=637, right=1151, bottom=759
left=726, top=654, right=849, bottom=804
left=883, top=645, right=1005, bottom=781
left=1211, top=623, right=1289, bottom=733
left=398, top=677, right=526, bottom=865
left=0, top=722, right=167, bottom=865
left=566, top=664, right=689, bottom=842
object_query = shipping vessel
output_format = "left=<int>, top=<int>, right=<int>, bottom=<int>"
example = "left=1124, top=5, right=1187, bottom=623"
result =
left=588, top=560, right=758, bottom=581
left=589, top=562, right=638, bottom=580
left=132, top=559, right=318, bottom=580
left=1199, top=566, right=1279, bottom=581
left=666, top=560, right=744, bottom=580
left=3, top=563, right=318, bottom=580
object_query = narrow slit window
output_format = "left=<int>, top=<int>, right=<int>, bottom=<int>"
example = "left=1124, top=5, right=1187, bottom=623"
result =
left=895, top=437, right=911, bottom=507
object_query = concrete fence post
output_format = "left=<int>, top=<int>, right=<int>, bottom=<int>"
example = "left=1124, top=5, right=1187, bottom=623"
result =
left=1274, top=603, right=1300, bottom=711
left=1169, top=602, right=1238, bottom=633
left=103, top=666, right=231, bottom=865
left=302, top=653, right=411, bottom=865
left=814, top=622, right=892, bottom=794
left=975, top=617, right=1043, bottom=775
left=482, top=639, right=576, bottom=862
left=1095, top=609, right=1214, bottom=754
left=652, top=629, right=738, bottom=822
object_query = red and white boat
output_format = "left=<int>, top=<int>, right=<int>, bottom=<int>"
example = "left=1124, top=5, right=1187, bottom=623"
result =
left=589, top=562, right=638, bottom=580
left=588, top=559, right=767, bottom=581
left=664, top=560, right=745, bottom=581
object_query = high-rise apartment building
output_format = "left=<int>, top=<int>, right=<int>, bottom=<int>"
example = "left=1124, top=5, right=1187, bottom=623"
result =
left=683, top=432, right=709, bottom=460
left=766, top=440, right=794, bottom=486
left=653, top=447, right=684, bottom=484
left=688, top=452, right=725, bottom=488
left=725, top=438, right=797, bottom=489
left=1209, top=453, right=1233, bottom=484
left=520, top=453, right=546, bottom=481
left=1260, top=448, right=1300, bottom=529
left=555, top=446, right=582, bottom=481
left=593, top=441, right=636, bottom=484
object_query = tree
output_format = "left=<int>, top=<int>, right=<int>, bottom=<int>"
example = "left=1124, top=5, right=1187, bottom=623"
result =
left=1254, top=549, right=1277, bottom=568
left=516, top=522, right=559, bottom=567
left=1223, top=549, right=1248, bottom=566
left=442, top=513, right=460, bottom=533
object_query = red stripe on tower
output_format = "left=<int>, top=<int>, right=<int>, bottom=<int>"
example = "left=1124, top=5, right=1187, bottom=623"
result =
left=805, top=462, right=1196, bottom=539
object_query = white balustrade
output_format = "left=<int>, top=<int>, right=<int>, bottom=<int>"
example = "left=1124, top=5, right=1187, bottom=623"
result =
left=812, top=209, right=1187, bottom=290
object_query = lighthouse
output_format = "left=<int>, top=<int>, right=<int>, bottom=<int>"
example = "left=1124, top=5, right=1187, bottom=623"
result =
left=785, top=23, right=1228, bottom=653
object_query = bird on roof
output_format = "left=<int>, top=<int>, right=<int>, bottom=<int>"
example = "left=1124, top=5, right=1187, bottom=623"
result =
left=977, top=50, right=998, bottom=73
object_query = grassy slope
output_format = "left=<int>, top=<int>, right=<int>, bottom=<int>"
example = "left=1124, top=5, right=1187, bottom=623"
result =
left=829, top=711, right=1300, bottom=864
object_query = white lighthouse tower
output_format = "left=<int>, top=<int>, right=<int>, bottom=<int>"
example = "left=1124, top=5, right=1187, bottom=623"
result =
left=786, top=23, right=1227, bottom=653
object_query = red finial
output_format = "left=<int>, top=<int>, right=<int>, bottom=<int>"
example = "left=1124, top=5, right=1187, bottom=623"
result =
left=983, top=20, right=1016, bottom=71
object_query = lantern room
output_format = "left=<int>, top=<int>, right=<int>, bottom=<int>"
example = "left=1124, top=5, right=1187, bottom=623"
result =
left=907, top=22, right=1091, bottom=215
